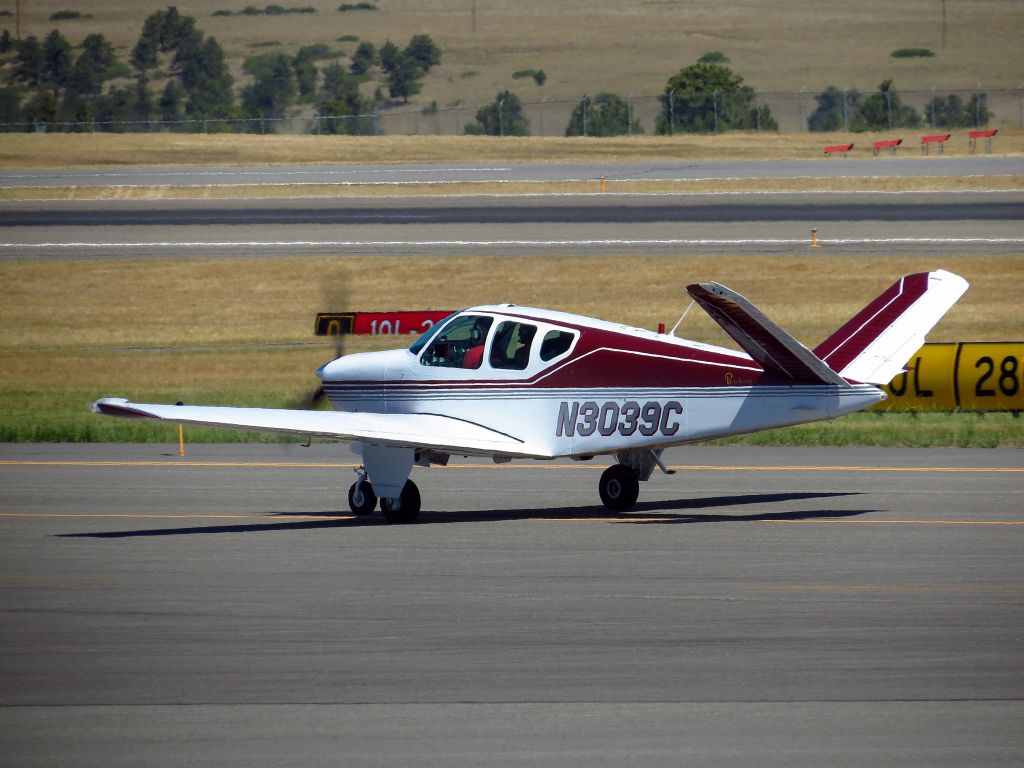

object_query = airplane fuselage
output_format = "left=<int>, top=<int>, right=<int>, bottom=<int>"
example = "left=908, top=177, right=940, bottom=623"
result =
left=318, top=306, right=884, bottom=460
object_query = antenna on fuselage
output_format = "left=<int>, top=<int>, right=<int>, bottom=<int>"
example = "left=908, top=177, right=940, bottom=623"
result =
left=668, top=299, right=696, bottom=337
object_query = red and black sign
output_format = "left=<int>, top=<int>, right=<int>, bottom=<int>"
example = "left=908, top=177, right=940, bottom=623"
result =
left=315, top=311, right=453, bottom=337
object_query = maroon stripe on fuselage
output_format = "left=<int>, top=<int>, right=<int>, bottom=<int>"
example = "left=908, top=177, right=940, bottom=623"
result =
left=324, top=322, right=787, bottom=390
left=813, top=273, right=928, bottom=373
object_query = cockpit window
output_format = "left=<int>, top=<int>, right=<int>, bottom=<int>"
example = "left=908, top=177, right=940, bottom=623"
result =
left=409, top=312, right=457, bottom=355
left=419, top=314, right=492, bottom=368
left=489, top=321, right=537, bottom=370
left=539, top=329, right=576, bottom=361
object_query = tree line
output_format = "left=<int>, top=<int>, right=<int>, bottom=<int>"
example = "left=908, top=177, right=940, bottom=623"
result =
left=0, top=5, right=441, bottom=132
left=464, top=59, right=992, bottom=137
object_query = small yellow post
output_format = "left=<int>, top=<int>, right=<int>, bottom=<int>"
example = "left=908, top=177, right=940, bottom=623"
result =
left=178, top=424, right=185, bottom=457
left=811, top=228, right=820, bottom=248
left=599, top=176, right=607, bottom=192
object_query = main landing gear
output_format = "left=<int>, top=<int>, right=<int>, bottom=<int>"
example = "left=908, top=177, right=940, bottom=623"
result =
left=599, top=465, right=640, bottom=511
left=347, top=472, right=421, bottom=524
left=597, top=450, right=675, bottom=512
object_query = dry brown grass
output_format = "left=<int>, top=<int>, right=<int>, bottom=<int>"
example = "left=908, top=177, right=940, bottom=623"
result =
left=3, top=131, right=1023, bottom=171
left=3, top=254, right=1018, bottom=355
left=2, top=173, right=1021, bottom=201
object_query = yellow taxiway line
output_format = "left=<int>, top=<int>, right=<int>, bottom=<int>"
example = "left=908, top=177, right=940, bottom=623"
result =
left=0, top=459, right=1021, bottom=474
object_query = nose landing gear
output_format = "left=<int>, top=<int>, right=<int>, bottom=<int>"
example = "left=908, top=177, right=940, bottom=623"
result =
left=347, top=475, right=377, bottom=516
left=347, top=468, right=421, bottom=523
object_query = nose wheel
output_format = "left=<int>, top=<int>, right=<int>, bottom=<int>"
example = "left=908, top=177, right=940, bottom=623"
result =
left=599, top=464, right=639, bottom=511
left=347, top=478, right=377, bottom=516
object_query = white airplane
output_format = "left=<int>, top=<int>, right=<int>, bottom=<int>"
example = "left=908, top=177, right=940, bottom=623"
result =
left=94, top=270, right=968, bottom=523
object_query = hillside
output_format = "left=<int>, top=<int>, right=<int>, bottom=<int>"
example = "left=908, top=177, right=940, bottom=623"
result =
left=2, top=0, right=1022, bottom=134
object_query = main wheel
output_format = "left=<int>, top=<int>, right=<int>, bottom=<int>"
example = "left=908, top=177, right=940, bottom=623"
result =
left=599, top=464, right=639, bottom=511
left=380, top=480, right=421, bottom=524
left=347, top=480, right=377, bottom=516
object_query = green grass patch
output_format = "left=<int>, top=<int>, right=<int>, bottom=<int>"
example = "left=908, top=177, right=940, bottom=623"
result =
left=891, top=48, right=935, bottom=58
left=2, top=387, right=1020, bottom=447
left=711, top=412, right=1024, bottom=448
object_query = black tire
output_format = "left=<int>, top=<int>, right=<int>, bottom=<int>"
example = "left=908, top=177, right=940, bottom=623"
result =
left=380, top=480, right=421, bottom=524
left=347, top=480, right=377, bottom=516
left=599, top=464, right=639, bottom=511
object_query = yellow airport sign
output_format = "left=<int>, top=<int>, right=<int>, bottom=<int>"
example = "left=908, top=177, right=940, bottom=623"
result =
left=873, top=342, right=1023, bottom=413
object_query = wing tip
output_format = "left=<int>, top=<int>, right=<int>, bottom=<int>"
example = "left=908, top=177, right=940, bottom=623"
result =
left=92, top=398, right=158, bottom=419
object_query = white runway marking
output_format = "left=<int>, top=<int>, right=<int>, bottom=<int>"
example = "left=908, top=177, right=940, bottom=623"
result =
left=3, top=237, right=1024, bottom=249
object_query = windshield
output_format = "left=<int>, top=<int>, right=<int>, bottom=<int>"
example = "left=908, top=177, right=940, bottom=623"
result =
left=409, top=312, right=458, bottom=354
left=420, top=314, right=493, bottom=368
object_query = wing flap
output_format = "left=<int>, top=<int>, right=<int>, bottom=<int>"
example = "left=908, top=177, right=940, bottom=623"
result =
left=92, top=398, right=541, bottom=458
left=686, top=282, right=849, bottom=386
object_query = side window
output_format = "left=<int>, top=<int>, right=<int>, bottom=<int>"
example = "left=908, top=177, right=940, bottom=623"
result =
left=420, top=315, right=492, bottom=368
left=489, top=321, right=537, bottom=371
left=539, top=329, right=576, bottom=361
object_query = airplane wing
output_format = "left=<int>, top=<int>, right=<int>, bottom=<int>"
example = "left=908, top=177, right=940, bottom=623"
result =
left=92, top=398, right=541, bottom=458
left=686, top=282, right=850, bottom=386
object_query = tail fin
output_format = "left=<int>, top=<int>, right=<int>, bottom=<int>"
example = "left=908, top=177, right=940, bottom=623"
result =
left=813, top=270, right=968, bottom=385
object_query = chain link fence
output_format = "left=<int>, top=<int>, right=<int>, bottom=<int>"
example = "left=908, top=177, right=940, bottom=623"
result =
left=5, top=88, right=1022, bottom=136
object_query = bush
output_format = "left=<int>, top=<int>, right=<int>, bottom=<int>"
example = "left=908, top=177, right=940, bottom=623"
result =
left=656, top=61, right=777, bottom=134
left=466, top=90, right=530, bottom=136
left=49, top=10, right=91, bottom=21
left=925, top=92, right=992, bottom=128
left=852, top=79, right=920, bottom=131
left=807, top=85, right=862, bottom=132
left=891, top=48, right=934, bottom=58
left=697, top=51, right=729, bottom=64
left=565, top=93, right=643, bottom=137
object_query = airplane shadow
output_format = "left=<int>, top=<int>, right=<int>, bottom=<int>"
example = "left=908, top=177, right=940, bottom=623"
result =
left=58, top=491, right=872, bottom=538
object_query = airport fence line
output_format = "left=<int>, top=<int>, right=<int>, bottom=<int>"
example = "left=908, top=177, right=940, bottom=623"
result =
left=3, top=88, right=1023, bottom=136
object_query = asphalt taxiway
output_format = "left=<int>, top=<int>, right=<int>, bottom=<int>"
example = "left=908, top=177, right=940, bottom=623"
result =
left=1, top=443, right=1021, bottom=766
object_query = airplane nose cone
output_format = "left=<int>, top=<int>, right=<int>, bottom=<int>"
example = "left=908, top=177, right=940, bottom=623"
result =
left=317, top=349, right=409, bottom=383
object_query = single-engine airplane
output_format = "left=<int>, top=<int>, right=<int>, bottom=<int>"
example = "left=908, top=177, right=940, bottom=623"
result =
left=94, top=270, right=968, bottom=523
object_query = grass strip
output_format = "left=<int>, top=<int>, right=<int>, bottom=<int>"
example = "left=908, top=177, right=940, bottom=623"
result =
left=2, top=131, right=1022, bottom=170
left=2, top=175, right=1021, bottom=201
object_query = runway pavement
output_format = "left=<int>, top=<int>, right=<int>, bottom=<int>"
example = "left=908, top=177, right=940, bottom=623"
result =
left=3, top=157, right=1024, bottom=186
left=1, top=443, right=1022, bottom=766
left=3, top=190, right=1023, bottom=258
